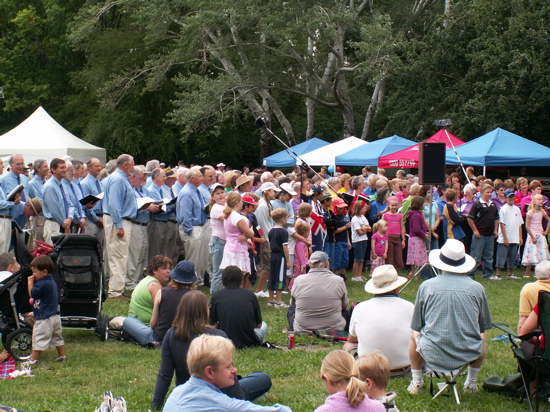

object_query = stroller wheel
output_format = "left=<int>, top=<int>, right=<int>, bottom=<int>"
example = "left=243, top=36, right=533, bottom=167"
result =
left=5, top=328, right=33, bottom=361
left=98, top=315, right=109, bottom=342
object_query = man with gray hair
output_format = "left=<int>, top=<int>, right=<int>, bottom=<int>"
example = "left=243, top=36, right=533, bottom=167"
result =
left=176, top=166, right=209, bottom=285
left=27, top=159, right=49, bottom=200
left=103, top=154, right=136, bottom=298
left=145, top=159, right=160, bottom=188
left=126, top=166, right=160, bottom=290
left=289, top=251, right=349, bottom=333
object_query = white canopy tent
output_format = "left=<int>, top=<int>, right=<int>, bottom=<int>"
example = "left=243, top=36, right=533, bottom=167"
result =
left=298, top=136, right=368, bottom=166
left=0, top=106, right=107, bottom=165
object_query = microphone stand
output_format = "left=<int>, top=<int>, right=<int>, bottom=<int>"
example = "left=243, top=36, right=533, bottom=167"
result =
left=255, top=117, right=344, bottom=198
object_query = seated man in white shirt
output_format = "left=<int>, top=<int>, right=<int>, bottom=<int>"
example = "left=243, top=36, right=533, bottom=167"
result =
left=344, top=265, right=414, bottom=377
left=164, top=334, right=291, bottom=412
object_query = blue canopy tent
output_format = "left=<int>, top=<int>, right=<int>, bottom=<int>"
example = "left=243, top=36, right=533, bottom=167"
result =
left=262, top=137, right=329, bottom=167
left=335, top=135, right=415, bottom=166
left=445, top=128, right=550, bottom=166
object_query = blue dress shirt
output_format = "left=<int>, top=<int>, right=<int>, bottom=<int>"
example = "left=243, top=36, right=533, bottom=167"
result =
left=2, top=171, right=29, bottom=225
left=81, top=174, right=104, bottom=223
left=149, top=183, right=172, bottom=222
left=63, top=179, right=85, bottom=220
left=172, top=181, right=184, bottom=197
left=163, top=376, right=291, bottom=412
left=133, top=186, right=151, bottom=224
left=0, top=185, right=15, bottom=215
left=103, top=169, right=137, bottom=229
left=176, top=184, right=206, bottom=235
left=42, top=176, right=74, bottom=225
left=198, top=184, right=211, bottom=205
left=27, top=176, right=45, bottom=201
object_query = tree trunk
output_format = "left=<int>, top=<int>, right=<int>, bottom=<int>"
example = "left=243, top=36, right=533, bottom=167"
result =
left=361, top=77, right=386, bottom=140
left=332, top=26, right=355, bottom=137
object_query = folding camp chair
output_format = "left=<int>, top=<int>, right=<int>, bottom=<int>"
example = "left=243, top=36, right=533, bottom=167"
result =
left=493, top=290, right=550, bottom=412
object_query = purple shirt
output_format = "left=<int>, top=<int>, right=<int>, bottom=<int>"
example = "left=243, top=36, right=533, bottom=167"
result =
left=315, top=391, right=385, bottom=412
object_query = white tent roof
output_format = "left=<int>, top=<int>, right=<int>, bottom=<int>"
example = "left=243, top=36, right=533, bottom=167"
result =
left=0, top=106, right=106, bottom=164
left=298, top=136, right=368, bottom=166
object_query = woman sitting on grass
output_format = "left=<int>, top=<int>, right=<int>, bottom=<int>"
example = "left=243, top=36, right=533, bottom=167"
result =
left=151, top=291, right=272, bottom=410
left=316, top=350, right=385, bottom=412
left=122, top=255, right=172, bottom=346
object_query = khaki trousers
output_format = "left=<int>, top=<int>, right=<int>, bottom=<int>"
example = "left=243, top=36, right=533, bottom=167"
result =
left=126, top=223, right=148, bottom=290
left=180, top=220, right=211, bottom=283
left=43, top=219, right=62, bottom=245
left=104, top=215, right=132, bottom=297
left=0, top=218, right=11, bottom=253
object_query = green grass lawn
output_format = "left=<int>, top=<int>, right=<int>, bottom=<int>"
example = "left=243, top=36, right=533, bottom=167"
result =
left=0, top=270, right=537, bottom=411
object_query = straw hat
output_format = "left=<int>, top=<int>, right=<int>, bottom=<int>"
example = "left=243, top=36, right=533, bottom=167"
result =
left=28, top=198, right=42, bottom=215
left=365, top=265, right=408, bottom=294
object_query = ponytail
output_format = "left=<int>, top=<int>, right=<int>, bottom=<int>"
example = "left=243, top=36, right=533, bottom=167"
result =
left=345, top=376, right=367, bottom=408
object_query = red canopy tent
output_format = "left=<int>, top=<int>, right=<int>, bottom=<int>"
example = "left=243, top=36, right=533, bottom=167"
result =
left=378, top=129, right=465, bottom=168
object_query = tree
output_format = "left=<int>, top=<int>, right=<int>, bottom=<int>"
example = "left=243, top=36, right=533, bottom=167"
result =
left=71, top=0, right=439, bottom=161
left=379, top=0, right=550, bottom=143
left=0, top=0, right=86, bottom=134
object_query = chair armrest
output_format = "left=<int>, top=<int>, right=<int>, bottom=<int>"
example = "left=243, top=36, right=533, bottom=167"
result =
left=518, top=329, right=542, bottom=341
left=492, top=321, right=518, bottom=338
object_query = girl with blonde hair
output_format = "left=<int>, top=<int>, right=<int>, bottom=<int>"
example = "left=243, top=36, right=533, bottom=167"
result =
left=219, top=192, right=254, bottom=282
left=316, top=350, right=384, bottom=412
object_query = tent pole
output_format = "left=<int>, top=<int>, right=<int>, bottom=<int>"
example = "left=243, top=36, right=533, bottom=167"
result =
left=443, top=129, right=471, bottom=185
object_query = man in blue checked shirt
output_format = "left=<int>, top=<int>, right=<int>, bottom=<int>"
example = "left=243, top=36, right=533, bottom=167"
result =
left=41, top=158, right=74, bottom=244
left=103, top=154, right=137, bottom=299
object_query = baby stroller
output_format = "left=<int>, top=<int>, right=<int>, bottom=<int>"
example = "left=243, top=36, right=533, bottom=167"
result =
left=0, top=225, right=35, bottom=361
left=50, top=234, right=109, bottom=341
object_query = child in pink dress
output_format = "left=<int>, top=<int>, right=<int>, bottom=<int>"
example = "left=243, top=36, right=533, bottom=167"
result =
left=522, top=194, right=550, bottom=277
left=289, top=222, right=310, bottom=290
left=370, top=220, right=388, bottom=275
left=382, top=197, right=405, bottom=271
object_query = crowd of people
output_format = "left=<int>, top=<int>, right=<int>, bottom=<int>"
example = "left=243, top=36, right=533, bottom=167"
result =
left=3, top=152, right=550, bottom=410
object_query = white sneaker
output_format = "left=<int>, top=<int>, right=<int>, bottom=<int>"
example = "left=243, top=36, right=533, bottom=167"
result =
left=351, top=277, right=364, bottom=282
left=111, top=397, right=127, bottom=412
left=489, top=276, right=501, bottom=280
left=255, top=291, right=268, bottom=298
left=276, top=302, right=289, bottom=308
left=407, top=381, right=424, bottom=395
left=463, top=382, right=479, bottom=393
